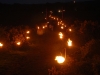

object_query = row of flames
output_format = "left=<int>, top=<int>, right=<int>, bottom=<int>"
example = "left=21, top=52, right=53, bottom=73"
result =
left=0, top=30, right=30, bottom=48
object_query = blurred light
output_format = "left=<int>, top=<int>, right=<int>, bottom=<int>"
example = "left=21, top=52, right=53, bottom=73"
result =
left=45, top=18, right=47, bottom=19
left=59, top=32, right=63, bottom=39
left=49, top=15, right=51, bottom=17
left=17, top=42, right=21, bottom=46
left=26, top=36, right=30, bottom=39
left=0, top=43, right=3, bottom=47
left=58, top=10, right=61, bottom=12
left=69, top=28, right=72, bottom=32
left=47, top=22, right=49, bottom=23
left=26, top=31, right=30, bottom=34
left=57, top=18, right=58, bottom=20
left=55, top=56, right=65, bottom=64
left=43, top=26, right=45, bottom=29
left=74, top=0, right=76, bottom=3
left=67, top=38, right=72, bottom=46
left=61, top=26, right=64, bottom=29
left=37, top=26, right=40, bottom=29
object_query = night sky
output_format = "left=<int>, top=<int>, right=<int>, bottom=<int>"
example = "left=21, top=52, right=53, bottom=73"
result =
left=0, top=0, right=93, bottom=4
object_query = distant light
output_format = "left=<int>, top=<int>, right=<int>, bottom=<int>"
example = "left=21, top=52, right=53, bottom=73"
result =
left=17, top=42, right=21, bottom=46
left=37, top=26, right=40, bottom=29
left=26, top=37, right=30, bottom=39
left=43, top=26, right=45, bottom=29
left=69, top=28, right=72, bottom=32
left=47, top=22, right=49, bottom=23
left=0, top=43, right=3, bottom=47
left=55, top=56, right=65, bottom=64
left=67, top=38, right=72, bottom=46
left=26, top=31, right=30, bottom=34
left=74, top=0, right=76, bottom=3
left=45, top=18, right=47, bottom=19
left=49, top=15, right=51, bottom=17
left=61, top=26, right=64, bottom=29
left=58, top=10, right=61, bottom=12
left=59, top=32, right=63, bottom=39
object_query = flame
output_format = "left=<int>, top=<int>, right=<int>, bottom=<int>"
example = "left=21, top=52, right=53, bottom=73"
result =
left=0, top=43, right=3, bottom=47
left=69, top=28, right=72, bottom=32
left=26, top=31, right=30, bottom=34
left=59, top=32, right=63, bottom=39
left=37, top=26, right=40, bottom=29
left=61, top=26, right=63, bottom=29
left=55, top=56, right=65, bottom=64
left=26, top=36, right=30, bottom=39
left=16, top=42, right=21, bottom=45
left=43, top=26, right=45, bottom=29
left=67, top=38, right=72, bottom=46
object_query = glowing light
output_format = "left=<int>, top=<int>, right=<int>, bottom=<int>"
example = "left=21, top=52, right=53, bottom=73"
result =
left=69, top=28, right=72, bottom=32
left=37, top=26, right=40, bottom=29
left=62, top=23, right=64, bottom=25
left=55, top=56, right=65, bottom=64
left=67, top=38, right=72, bottom=46
left=45, top=18, right=47, bottom=19
left=59, top=32, right=63, bottom=39
left=58, top=10, right=61, bottom=12
left=26, top=36, right=30, bottom=39
left=26, top=31, right=30, bottom=34
left=61, top=26, right=64, bottom=29
left=16, top=42, right=21, bottom=46
left=74, top=0, right=76, bottom=3
left=43, top=26, right=45, bottom=29
left=0, top=43, right=3, bottom=47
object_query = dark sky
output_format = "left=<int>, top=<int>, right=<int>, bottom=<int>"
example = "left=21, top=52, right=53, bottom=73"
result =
left=0, top=0, right=93, bottom=4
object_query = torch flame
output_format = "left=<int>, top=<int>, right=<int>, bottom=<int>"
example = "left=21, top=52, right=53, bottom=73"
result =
left=67, top=38, right=72, bottom=46
left=59, top=32, right=63, bottom=39
left=69, top=28, right=72, bottom=32
left=0, top=43, right=3, bottom=47
left=26, top=31, right=30, bottom=34
left=55, top=56, right=65, bottom=64
left=26, top=36, right=30, bottom=39
left=17, top=42, right=21, bottom=45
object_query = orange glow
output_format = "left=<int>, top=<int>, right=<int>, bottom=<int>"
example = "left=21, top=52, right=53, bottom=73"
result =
left=61, top=26, right=64, bottom=29
left=67, top=38, right=72, bottom=46
left=69, top=28, right=72, bottom=32
left=26, top=36, right=30, bottom=39
left=37, top=26, right=40, bottom=29
left=16, top=42, right=21, bottom=45
left=55, top=56, right=65, bottom=64
left=62, top=23, right=64, bottom=25
left=0, top=43, right=3, bottom=47
left=26, top=31, right=30, bottom=34
left=43, top=26, right=45, bottom=29
left=59, top=32, right=63, bottom=39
